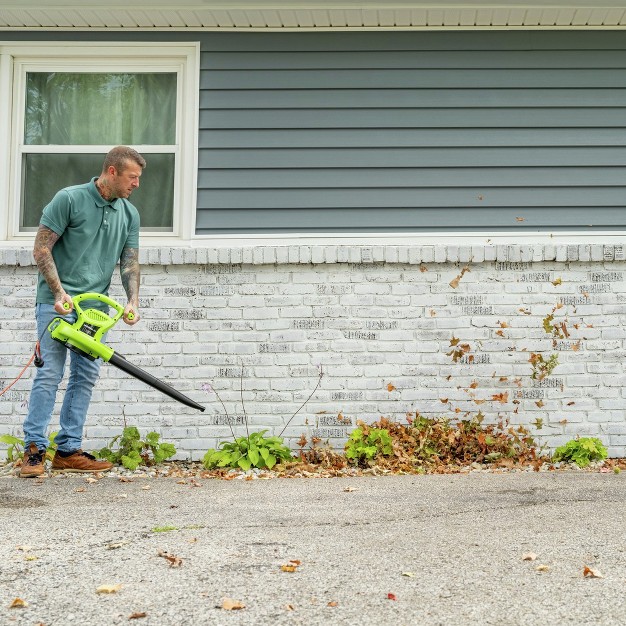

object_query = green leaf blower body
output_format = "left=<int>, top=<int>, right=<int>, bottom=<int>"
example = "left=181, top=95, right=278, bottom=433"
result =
left=47, top=292, right=205, bottom=412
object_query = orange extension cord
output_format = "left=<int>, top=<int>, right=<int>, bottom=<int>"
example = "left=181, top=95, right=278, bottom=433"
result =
left=0, top=343, right=40, bottom=398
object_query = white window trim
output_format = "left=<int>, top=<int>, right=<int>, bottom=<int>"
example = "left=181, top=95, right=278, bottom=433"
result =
left=0, top=42, right=199, bottom=244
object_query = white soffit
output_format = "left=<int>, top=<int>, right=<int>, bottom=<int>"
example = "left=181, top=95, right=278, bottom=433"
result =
left=1, top=2, right=626, bottom=30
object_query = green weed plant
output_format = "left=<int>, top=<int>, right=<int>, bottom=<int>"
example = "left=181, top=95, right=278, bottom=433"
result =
left=552, top=437, right=608, bottom=468
left=203, top=430, right=293, bottom=471
left=0, top=432, right=57, bottom=462
left=344, top=425, right=393, bottom=466
left=96, top=426, right=176, bottom=471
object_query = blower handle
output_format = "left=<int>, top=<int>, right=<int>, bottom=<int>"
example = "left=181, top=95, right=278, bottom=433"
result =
left=73, top=292, right=125, bottom=323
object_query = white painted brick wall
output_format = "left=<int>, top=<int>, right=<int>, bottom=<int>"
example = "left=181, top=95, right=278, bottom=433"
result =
left=0, top=244, right=625, bottom=460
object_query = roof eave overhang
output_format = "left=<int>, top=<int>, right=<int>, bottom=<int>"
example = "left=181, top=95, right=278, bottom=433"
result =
left=1, top=2, right=626, bottom=30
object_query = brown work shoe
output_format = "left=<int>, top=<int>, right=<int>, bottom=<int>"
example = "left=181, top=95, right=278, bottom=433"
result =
left=51, top=450, right=113, bottom=473
left=20, top=443, right=46, bottom=478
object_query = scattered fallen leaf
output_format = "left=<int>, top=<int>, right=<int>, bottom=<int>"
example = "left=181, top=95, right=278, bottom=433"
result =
left=96, top=584, right=122, bottom=594
left=522, top=552, right=538, bottom=561
left=492, top=392, right=509, bottom=404
left=343, top=486, right=358, bottom=492
left=583, top=566, right=604, bottom=579
left=120, top=493, right=128, bottom=499
left=129, top=612, right=147, bottom=620
left=567, top=401, right=575, bottom=406
left=9, top=598, right=27, bottom=608
left=535, top=400, right=545, bottom=408
left=419, top=264, right=428, bottom=272
left=327, top=601, right=339, bottom=607
left=157, top=550, right=182, bottom=568
left=222, top=597, right=245, bottom=611
left=515, top=216, right=525, bottom=222
left=535, top=565, right=550, bottom=572
left=281, top=564, right=298, bottom=573
left=16, top=545, right=32, bottom=551
left=387, top=383, right=396, bottom=392
left=440, top=398, right=449, bottom=404
left=551, top=278, right=562, bottom=286
left=74, top=487, right=87, bottom=493
left=283, top=604, right=296, bottom=611
left=401, top=572, right=415, bottom=577
left=85, top=477, right=98, bottom=484
left=141, top=485, right=151, bottom=491
left=25, top=555, right=38, bottom=561
left=387, top=593, right=397, bottom=601
left=118, top=476, right=133, bottom=483
left=107, top=542, right=127, bottom=550
left=449, top=266, right=470, bottom=289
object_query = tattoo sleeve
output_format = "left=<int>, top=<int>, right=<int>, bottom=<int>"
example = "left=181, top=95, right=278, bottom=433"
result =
left=120, top=247, right=140, bottom=307
left=33, top=225, right=64, bottom=299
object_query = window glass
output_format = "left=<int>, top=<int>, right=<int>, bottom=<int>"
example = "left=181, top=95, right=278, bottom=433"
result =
left=20, top=71, right=177, bottom=232
left=25, top=73, right=177, bottom=145
left=21, top=153, right=175, bottom=231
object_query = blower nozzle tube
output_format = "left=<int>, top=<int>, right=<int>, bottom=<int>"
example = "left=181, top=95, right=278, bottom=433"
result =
left=109, top=352, right=205, bottom=412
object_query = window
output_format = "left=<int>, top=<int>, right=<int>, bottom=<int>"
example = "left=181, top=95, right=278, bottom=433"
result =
left=0, top=43, right=199, bottom=241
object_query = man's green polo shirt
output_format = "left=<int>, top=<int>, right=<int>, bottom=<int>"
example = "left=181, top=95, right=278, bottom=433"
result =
left=36, top=177, right=140, bottom=308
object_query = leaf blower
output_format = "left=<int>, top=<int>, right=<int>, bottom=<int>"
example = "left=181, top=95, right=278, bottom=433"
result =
left=46, top=292, right=205, bottom=412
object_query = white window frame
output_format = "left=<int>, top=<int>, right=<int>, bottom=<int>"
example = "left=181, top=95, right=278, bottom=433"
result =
left=0, top=42, right=199, bottom=244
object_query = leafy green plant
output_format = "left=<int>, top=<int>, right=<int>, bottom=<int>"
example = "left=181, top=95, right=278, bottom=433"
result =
left=345, top=424, right=393, bottom=465
left=552, top=437, right=608, bottom=468
left=203, top=430, right=293, bottom=471
left=96, top=426, right=176, bottom=471
left=0, top=432, right=57, bottom=462
left=201, top=362, right=322, bottom=472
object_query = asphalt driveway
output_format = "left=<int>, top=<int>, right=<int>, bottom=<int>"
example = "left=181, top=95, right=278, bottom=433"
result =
left=1, top=471, right=625, bottom=625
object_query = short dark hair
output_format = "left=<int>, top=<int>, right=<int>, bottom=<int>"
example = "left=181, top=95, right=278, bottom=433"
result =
left=102, top=146, right=146, bottom=173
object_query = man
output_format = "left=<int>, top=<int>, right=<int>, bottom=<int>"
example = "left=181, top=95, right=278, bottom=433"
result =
left=20, top=146, right=144, bottom=477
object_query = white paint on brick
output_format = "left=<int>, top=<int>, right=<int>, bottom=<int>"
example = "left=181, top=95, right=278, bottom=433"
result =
left=1, top=244, right=626, bottom=458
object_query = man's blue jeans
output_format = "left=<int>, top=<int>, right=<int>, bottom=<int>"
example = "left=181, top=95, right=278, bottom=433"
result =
left=23, top=304, right=102, bottom=453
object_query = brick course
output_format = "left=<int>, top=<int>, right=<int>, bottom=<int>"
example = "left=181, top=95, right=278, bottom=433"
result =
left=1, top=243, right=625, bottom=460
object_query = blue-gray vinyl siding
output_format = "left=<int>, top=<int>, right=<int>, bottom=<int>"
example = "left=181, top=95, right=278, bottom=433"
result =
left=4, top=31, right=626, bottom=233
left=197, top=32, right=626, bottom=234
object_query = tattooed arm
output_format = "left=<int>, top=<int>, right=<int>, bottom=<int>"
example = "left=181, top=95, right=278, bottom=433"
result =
left=33, top=225, right=73, bottom=314
left=120, top=246, right=140, bottom=325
